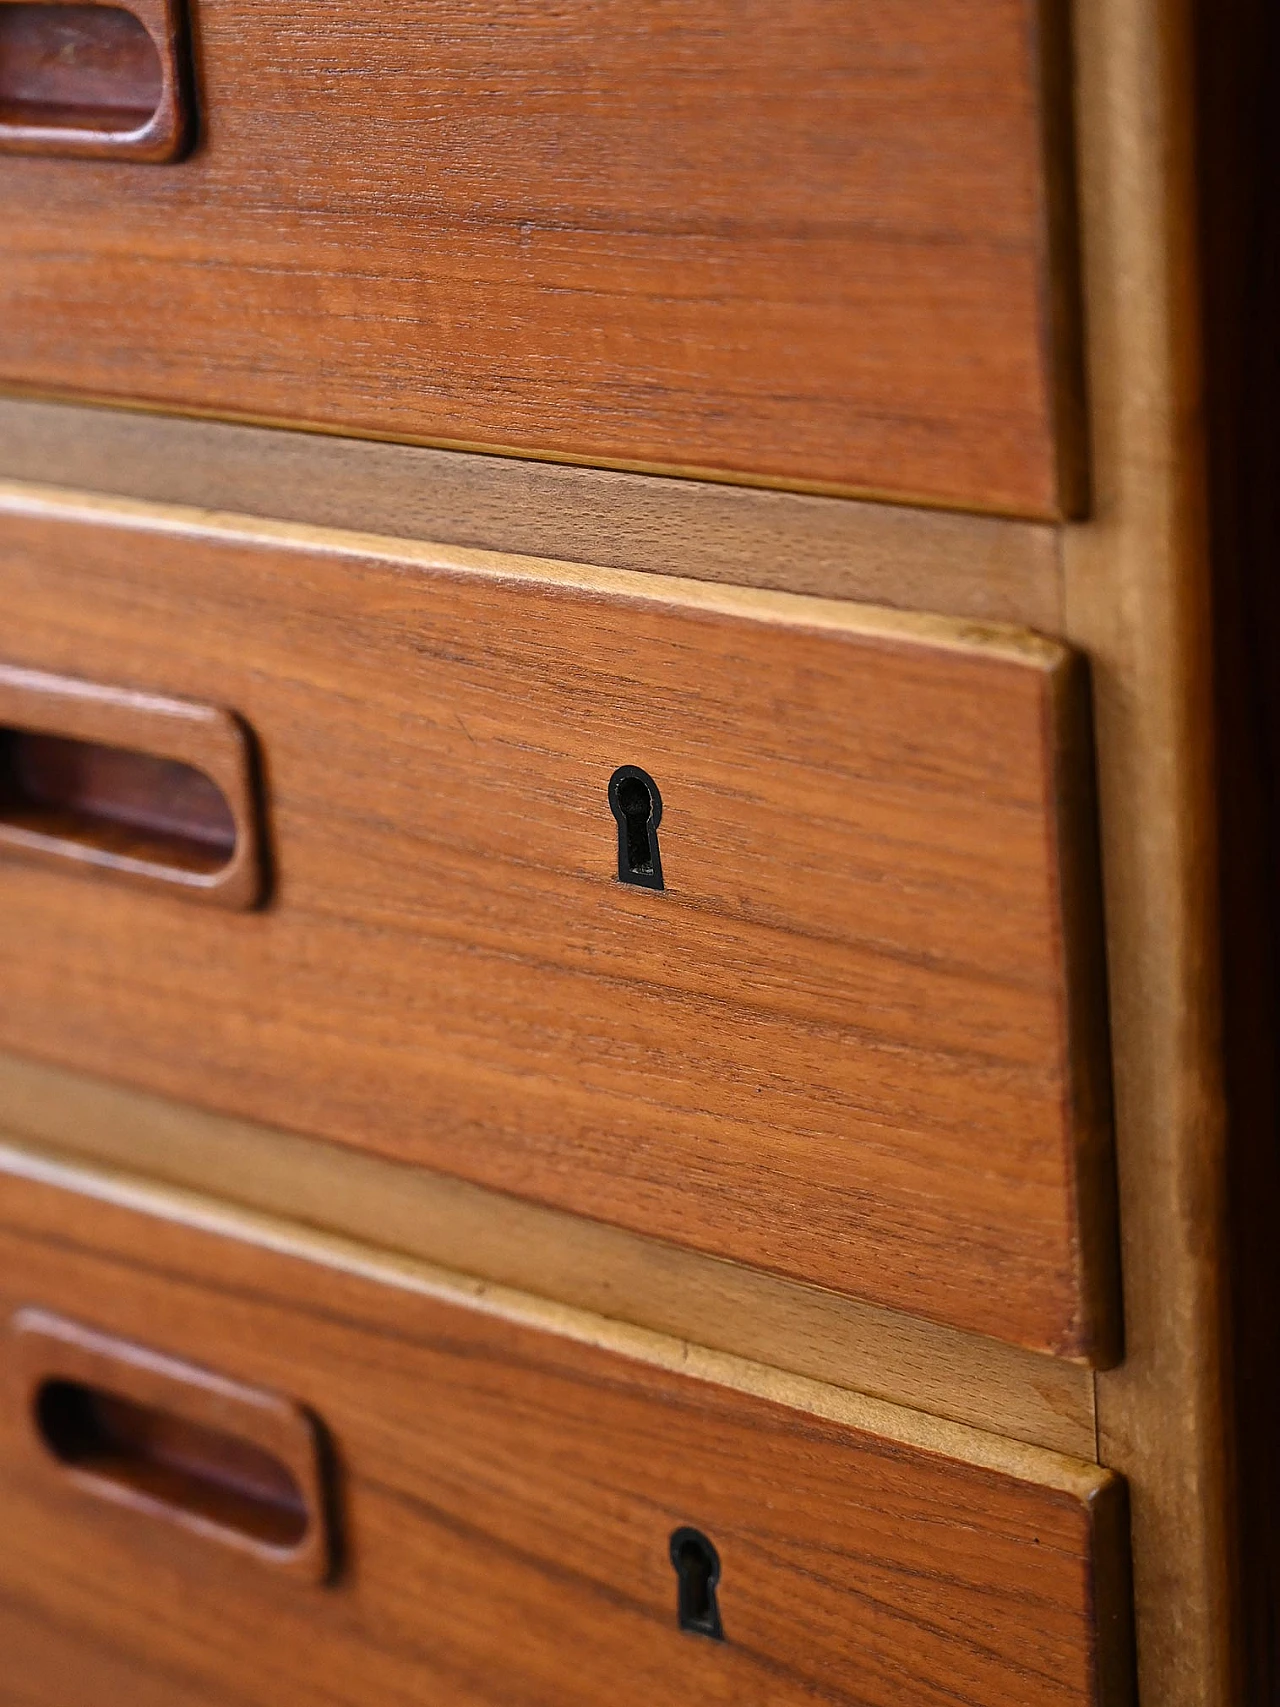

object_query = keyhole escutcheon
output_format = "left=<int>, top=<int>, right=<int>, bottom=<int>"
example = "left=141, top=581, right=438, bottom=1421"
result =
left=669, top=1526, right=724, bottom=1640
left=608, top=765, right=664, bottom=890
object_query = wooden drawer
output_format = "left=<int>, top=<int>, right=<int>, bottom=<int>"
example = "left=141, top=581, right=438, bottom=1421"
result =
left=0, top=1159, right=1132, bottom=1707
left=0, top=489, right=1115, bottom=1361
left=0, top=0, right=1080, bottom=518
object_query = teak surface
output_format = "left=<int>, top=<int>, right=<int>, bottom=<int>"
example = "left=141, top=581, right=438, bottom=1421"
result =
left=0, top=1165, right=1132, bottom=1707
left=0, top=490, right=1116, bottom=1360
left=0, top=0, right=1079, bottom=516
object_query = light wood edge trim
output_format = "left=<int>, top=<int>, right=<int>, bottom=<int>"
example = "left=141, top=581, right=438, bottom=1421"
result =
left=0, top=1133, right=1114, bottom=1504
left=0, top=383, right=1062, bottom=522
left=0, top=477, right=1068, bottom=672
left=0, top=1050, right=1097, bottom=1461
left=1068, top=0, right=1233, bottom=1700
left=0, top=399, right=1065, bottom=633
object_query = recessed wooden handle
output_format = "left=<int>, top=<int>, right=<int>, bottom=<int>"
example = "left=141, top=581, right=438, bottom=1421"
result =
left=0, top=664, right=264, bottom=907
left=10, top=1310, right=332, bottom=1581
left=0, top=0, right=193, bottom=161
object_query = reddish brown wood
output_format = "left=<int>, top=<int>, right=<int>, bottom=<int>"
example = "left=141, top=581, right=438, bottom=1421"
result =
left=0, top=662, right=263, bottom=906
left=8, top=1309, right=330, bottom=1579
left=0, top=0, right=192, bottom=160
left=0, top=0, right=1081, bottom=515
left=0, top=1165, right=1135, bottom=1707
left=0, top=498, right=1117, bottom=1360
left=0, top=4, right=160, bottom=118
left=4, top=732, right=237, bottom=858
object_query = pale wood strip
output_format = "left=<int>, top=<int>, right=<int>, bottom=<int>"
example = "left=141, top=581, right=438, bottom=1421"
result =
left=0, top=1134, right=1105, bottom=1493
left=0, top=1051, right=1097, bottom=1461
left=0, top=473, right=1064, bottom=662
left=1067, top=0, right=1233, bottom=1700
left=0, top=399, right=1064, bottom=630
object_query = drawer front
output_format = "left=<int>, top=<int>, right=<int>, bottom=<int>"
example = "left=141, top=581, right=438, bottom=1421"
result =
left=0, top=492, right=1114, bottom=1361
left=0, top=0, right=1079, bottom=517
left=0, top=1162, right=1132, bottom=1707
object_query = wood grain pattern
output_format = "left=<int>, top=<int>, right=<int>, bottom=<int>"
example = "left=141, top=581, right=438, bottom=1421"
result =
left=0, top=1595, right=225, bottom=1707
left=0, top=486, right=1117, bottom=1360
left=0, top=0, right=192, bottom=161
left=0, top=0, right=1080, bottom=515
left=0, top=408, right=1068, bottom=630
left=0, top=1081, right=1101, bottom=1460
left=0, top=1160, right=1134, bottom=1707
left=0, top=662, right=263, bottom=906
left=9, top=1309, right=331, bottom=1580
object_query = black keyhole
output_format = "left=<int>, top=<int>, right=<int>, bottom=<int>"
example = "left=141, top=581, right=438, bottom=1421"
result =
left=669, top=1526, right=723, bottom=1640
left=608, top=766, right=664, bottom=890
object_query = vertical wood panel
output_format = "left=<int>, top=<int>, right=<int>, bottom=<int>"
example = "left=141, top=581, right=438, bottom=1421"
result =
left=1066, top=0, right=1234, bottom=1699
